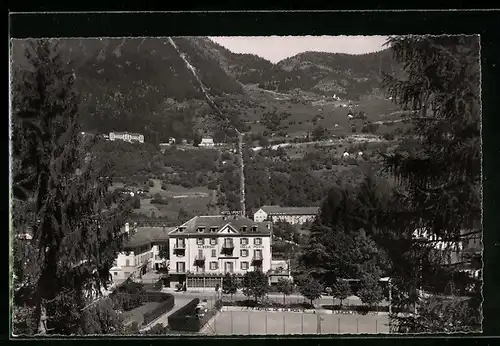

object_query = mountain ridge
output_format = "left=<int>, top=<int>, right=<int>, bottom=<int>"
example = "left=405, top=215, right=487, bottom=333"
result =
left=11, top=37, right=400, bottom=142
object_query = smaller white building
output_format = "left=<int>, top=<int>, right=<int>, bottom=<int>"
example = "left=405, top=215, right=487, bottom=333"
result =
left=268, top=259, right=293, bottom=285
left=110, top=224, right=174, bottom=282
left=253, top=206, right=319, bottom=225
left=109, top=131, right=145, bottom=144
left=199, top=137, right=215, bottom=147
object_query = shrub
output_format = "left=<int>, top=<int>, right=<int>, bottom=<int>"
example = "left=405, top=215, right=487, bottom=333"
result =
left=151, top=195, right=169, bottom=205
left=148, top=180, right=155, bottom=187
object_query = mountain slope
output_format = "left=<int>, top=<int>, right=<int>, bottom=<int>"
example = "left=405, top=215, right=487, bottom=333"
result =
left=196, top=38, right=399, bottom=100
left=11, top=38, right=244, bottom=143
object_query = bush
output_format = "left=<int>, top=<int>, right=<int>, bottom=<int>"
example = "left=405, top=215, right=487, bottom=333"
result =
left=148, top=180, right=155, bottom=187
left=151, top=195, right=169, bottom=205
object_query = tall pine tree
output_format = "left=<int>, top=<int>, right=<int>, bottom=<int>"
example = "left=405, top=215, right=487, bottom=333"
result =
left=381, top=35, right=482, bottom=332
left=11, top=40, right=132, bottom=335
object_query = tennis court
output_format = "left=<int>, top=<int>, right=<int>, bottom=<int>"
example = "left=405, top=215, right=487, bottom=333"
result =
left=200, top=309, right=390, bottom=335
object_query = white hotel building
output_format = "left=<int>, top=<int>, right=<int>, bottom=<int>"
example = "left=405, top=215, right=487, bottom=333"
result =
left=168, top=215, right=273, bottom=289
left=110, top=224, right=174, bottom=281
left=253, top=206, right=319, bottom=225
left=109, top=131, right=145, bottom=144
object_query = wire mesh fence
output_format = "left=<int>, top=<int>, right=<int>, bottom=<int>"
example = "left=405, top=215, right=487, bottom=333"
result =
left=200, top=309, right=390, bottom=335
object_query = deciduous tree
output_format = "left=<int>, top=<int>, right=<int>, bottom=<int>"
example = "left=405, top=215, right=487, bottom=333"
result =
left=299, top=278, right=323, bottom=306
left=276, top=278, right=294, bottom=304
left=222, top=273, right=239, bottom=300
left=331, top=279, right=352, bottom=307
left=241, top=271, right=269, bottom=303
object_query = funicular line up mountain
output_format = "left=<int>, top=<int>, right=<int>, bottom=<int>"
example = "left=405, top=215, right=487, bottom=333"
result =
left=167, top=37, right=246, bottom=216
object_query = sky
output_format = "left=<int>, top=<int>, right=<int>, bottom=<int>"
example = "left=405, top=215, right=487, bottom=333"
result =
left=209, top=36, right=389, bottom=63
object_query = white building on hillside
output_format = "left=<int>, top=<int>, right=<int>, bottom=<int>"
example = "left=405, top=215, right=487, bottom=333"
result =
left=109, top=131, right=145, bottom=144
left=199, top=137, right=215, bottom=147
left=168, top=214, right=273, bottom=289
left=269, top=259, right=293, bottom=284
left=253, top=206, right=319, bottom=225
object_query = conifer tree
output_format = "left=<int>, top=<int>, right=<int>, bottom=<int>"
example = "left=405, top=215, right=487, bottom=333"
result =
left=11, top=40, right=131, bottom=335
left=381, top=35, right=482, bottom=332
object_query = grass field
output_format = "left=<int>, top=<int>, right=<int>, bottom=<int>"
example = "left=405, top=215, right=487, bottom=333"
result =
left=242, top=87, right=399, bottom=138
left=201, top=309, right=390, bottom=335
left=132, top=182, right=217, bottom=219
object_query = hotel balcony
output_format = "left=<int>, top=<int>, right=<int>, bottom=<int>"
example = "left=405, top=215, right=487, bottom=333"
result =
left=252, top=254, right=263, bottom=264
left=173, top=243, right=186, bottom=255
left=222, top=241, right=234, bottom=249
left=194, top=255, right=206, bottom=266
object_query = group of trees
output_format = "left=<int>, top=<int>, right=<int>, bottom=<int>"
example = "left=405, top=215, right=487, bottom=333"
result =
left=296, top=35, right=482, bottom=333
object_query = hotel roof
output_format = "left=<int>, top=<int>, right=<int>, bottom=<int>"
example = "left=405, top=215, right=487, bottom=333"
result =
left=169, top=215, right=272, bottom=236
left=123, top=226, right=176, bottom=249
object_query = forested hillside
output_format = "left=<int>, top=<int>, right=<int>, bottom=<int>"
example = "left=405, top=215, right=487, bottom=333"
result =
left=11, top=38, right=244, bottom=143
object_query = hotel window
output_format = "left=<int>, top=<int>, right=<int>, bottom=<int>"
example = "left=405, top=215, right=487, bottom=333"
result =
left=241, top=262, right=249, bottom=270
left=240, top=249, right=249, bottom=257
left=210, top=261, right=218, bottom=270
left=254, top=238, right=262, bottom=245
left=211, top=249, right=217, bottom=257
left=176, top=262, right=186, bottom=273
left=240, top=226, right=247, bottom=233
left=251, top=226, right=258, bottom=232
left=197, top=238, right=205, bottom=245
left=210, top=227, right=218, bottom=233
left=176, top=239, right=185, bottom=247
left=197, top=227, right=205, bottom=233
left=125, top=259, right=130, bottom=267
left=254, top=249, right=263, bottom=259
left=210, top=238, right=217, bottom=245
left=240, top=238, right=248, bottom=245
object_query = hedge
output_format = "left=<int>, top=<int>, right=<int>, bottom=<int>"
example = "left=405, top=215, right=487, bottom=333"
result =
left=115, top=291, right=175, bottom=326
left=224, top=299, right=314, bottom=309
left=143, top=294, right=175, bottom=325
left=321, top=304, right=411, bottom=314
left=168, top=298, right=223, bottom=332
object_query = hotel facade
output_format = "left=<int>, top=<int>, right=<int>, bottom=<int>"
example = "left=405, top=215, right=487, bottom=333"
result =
left=168, top=215, right=273, bottom=289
